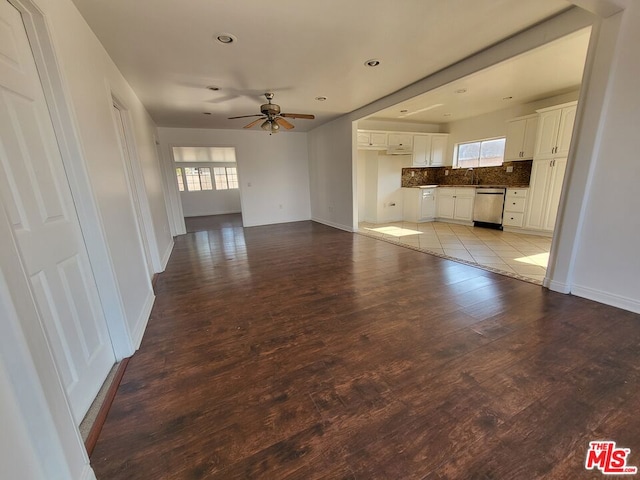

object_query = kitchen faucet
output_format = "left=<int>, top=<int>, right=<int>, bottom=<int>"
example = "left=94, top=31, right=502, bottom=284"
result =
left=465, top=168, right=475, bottom=185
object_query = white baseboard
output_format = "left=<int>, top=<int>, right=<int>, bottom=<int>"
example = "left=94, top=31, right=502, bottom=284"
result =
left=160, top=238, right=174, bottom=271
left=502, top=226, right=553, bottom=237
left=547, top=279, right=571, bottom=293
left=81, top=464, right=97, bottom=480
left=311, top=217, right=354, bottom=233
left=132, top=290, right=155, bottom=349
left=184, top=210, right=242, bottom=217
left=572, top=283, right=640, bottom=314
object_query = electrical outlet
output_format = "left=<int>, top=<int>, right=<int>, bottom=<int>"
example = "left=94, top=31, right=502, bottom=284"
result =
left=506, top=166, right=514, bottom=173
left=411, top=171, right=415, bottom=177
left=445, top=170, right=449, bottom=176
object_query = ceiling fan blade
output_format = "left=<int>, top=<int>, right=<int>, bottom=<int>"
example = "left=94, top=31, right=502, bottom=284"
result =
left=228, top=114, right=264, bottom=120
left=281, top=113, right=315, bottom=120
left=243, top=118, right=265, bottom=129
left=275, top=117, right=295, bottom=130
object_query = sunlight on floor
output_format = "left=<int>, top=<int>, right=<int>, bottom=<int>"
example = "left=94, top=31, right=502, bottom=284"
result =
left=515, top=252, right=549, bottom=267
left=365, top=226, right=423, bottom=237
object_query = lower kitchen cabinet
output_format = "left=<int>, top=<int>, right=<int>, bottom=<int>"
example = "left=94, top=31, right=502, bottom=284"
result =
left=502, top=188, right=528, bottom=228
left=436, top=188, right=474, bottom=222
left=403, top=187, right=436, bottom=222
left=524, top=157, right=567, bottom=231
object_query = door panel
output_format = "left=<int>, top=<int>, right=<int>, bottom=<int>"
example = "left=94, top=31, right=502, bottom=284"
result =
left=0, top=0, right=114, bottom=423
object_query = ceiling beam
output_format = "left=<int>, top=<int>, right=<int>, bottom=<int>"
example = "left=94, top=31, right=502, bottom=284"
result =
left=567, top=0, right=627, bottom=18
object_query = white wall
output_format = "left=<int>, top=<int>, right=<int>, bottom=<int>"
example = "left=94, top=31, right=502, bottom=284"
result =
left=157, top=128, right=311, bottom=228
left=556, top=2, right=640, bottom=313
left=375, top=154, right=405, bottom=223
left=444, top=91, right=581, bottom=162
left=308, top=116, right=355, bottom=231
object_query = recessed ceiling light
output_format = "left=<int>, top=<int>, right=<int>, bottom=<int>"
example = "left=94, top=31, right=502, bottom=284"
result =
left=443, top=113, right=452, bottom=117
left=400, top=109, right=408, bottom=113
left=503, top=96, right=513, bottom=100
left=315, top=96, right=327, bottom=101
left=454, top=88, right=467, bottom=94
left=215, top=33, right=237, bottom=44
left=364, top=59, right=380, bottom=67
left=203, top=112, right=212, bottom=115
left=207, top=86, right=220, bottom=91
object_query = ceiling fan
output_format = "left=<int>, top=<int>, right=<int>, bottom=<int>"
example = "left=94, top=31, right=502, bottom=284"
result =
left=228, top=93, right=315, bottom=134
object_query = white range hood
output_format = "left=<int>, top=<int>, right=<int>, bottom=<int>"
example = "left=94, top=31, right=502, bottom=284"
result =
left=386, top=144, right=412, bottom=155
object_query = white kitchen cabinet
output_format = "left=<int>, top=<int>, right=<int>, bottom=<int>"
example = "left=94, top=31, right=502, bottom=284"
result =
left=430, top=135, right=448, bottom=166
left=403, top=187, right=436, bottom=222
left=436, top=189, right=455, bottom=219
left=357, top=130, right=388, bottom=149
left=388, top=133, right=413, bottom=148
left=534, top=103, right=577, bottom=158
left=411, top=134, right=448, bottom=167
left=502, top=188, right=528, bottom=228
left=524, top=157, right=567, bottom=232
left=504, top=115, right=538, bottom=161
left=411, top=135, right=431, bottom=167
left=437, top=187, right=474, bottom=222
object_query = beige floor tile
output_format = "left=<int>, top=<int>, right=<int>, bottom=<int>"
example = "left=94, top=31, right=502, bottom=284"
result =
left=480, top=263, right=516, bottom=273
left=510, top=264, right=547, bottom=276
left=471, top=255, right=503, bottom=264
left=440, top=242, right=465, bottom=249
left=443, top=249, right=475, bottom=261
left=466, top=246, right=495, bottom=255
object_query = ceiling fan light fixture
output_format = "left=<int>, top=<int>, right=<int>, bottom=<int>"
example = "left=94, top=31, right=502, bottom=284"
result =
left=261, top=120, right=271, bottom=131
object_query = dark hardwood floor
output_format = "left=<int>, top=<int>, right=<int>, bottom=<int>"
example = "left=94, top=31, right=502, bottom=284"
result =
left=91, top=215, right=640, bottom=479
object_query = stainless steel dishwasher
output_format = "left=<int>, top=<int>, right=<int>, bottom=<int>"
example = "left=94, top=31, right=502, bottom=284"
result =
left=473, top=187, right=506, bottom=229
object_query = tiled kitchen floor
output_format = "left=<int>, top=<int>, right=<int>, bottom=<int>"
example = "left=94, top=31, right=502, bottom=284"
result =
left=358, top=221, right=552, bottom=284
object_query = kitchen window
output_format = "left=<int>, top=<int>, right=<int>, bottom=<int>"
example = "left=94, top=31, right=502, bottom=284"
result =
left=455, top=137, right=506, bottom=168
left=213, top=167, right=239, bottom=190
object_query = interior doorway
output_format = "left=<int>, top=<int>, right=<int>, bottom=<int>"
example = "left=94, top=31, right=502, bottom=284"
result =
left=170, top=146, right=243, bottom=224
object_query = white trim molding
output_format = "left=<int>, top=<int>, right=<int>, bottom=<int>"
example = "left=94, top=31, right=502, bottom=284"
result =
left=572, top=284, right=640, bottom=314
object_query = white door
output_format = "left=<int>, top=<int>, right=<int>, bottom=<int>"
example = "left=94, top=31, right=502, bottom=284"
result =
left=0, top=0, right=115, bottom=423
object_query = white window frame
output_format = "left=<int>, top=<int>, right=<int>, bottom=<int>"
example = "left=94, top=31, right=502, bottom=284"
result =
left=453, top=136, right=506, bottom=169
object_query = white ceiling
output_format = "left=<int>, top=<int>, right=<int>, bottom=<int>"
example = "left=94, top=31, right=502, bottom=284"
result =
left=70, top=0, right=574, bottom=131
left=369, top=27, right=591, bottom=125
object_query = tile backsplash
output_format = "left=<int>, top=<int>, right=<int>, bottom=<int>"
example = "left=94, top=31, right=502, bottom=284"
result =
left=401, top=160, right=532, bottom=187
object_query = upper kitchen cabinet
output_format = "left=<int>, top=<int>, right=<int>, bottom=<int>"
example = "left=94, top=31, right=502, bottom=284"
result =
left=412, top=135, right=431, bottom=167
left=357, top=130, right=388, bottom=150
left=388, top=133, right=413, bottom=148
left=534, top=102, right=577, bottom=158
left=411, top=133, right=449, bottom=167
left=504, top=114, right=539, bottom=161
left=430, top=134, right=448, bottom=166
